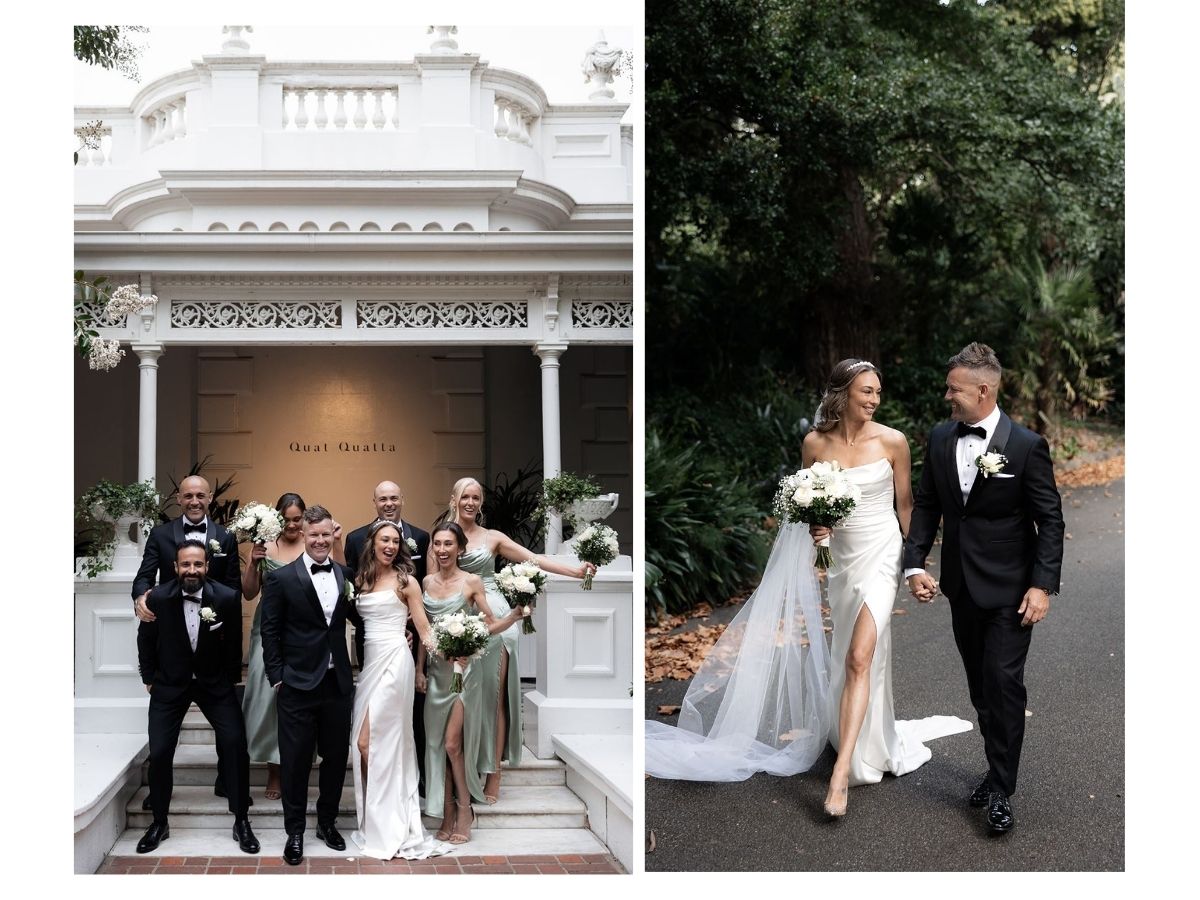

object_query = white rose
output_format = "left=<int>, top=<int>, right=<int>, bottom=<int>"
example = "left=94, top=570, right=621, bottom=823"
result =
left=810, top=461, right=832, bottom=478
left=513, top=576, right=535, bottom=593
left=792, top=485, right=814, bottom=507
left=825, top=479, right=847, bottom=499
left=446, top=620, right=466, bottom=637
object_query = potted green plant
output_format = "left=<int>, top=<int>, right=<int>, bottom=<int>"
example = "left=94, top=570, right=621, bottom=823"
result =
left=536, top=472, right=618, bottom=539
left=75, top=479, right=160, bottom=578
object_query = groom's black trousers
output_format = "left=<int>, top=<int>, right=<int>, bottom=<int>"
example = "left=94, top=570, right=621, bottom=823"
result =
left=277, top=670, right=353, bottom=835
left=147, top=681, right=249, bottom=824
left=948, top=586, right=1033, bottom=798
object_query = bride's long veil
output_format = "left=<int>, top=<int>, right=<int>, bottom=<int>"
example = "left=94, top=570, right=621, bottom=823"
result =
left=645, top=524, right=832, bottom=781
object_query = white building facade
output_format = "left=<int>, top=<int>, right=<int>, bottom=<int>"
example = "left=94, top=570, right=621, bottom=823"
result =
left=74, top=26, right=634, bottom=873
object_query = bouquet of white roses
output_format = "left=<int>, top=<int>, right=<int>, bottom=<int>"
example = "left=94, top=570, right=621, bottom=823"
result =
left=772, top=461, right=861, bottom=571
left=574, top=523, right=619, bottom=590
left=495, top=561, right=548, bottom=634
left=430, top=611, right=491, bottom=692
left=232, top=502, right=285, bottom=572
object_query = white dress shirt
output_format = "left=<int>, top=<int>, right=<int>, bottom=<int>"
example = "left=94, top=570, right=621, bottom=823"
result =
left=904, top=406, right=1003, bottom=580
left=182, top=516, right=210, bottom=535
left=182, top=591, right=203, bottom=652
left=302, top=552, right=339, bottom=669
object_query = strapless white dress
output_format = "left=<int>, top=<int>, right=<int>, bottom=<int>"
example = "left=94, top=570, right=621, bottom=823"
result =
left=350, top=588, right=452, bottom=859
left=645, top=458, right=971, bottom=783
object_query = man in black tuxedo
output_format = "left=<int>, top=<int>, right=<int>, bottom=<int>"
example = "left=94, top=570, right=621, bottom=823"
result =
left=903, top=343, right=1064, bottom=835
left=133, top=475, right=242, bottom=611
left=261, top=505, right=362, bottom=865
left=132, top=474, right=243, bottom=804
left=135, top=541, right=259, bottom=854
left=344, top=480, right=429, bottom=793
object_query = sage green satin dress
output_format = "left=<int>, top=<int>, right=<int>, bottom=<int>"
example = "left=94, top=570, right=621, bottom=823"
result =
left=242, top=557, right=284, bottom=765
left=422, top=589, right=487, bottom=818
left=458, top=547, right=523, bottom=768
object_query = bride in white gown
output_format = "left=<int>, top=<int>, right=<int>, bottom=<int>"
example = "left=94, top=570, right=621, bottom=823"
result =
left=645, top=359, right=971, bottom=816
left=350, top=521, right=452, bottom=859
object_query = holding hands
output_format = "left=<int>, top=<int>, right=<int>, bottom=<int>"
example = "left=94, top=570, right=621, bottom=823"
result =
left=907, top=572, right=938, bottom=602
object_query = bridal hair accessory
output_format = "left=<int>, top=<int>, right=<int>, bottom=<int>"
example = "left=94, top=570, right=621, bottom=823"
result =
left=847, top=360, right=875, bottom=371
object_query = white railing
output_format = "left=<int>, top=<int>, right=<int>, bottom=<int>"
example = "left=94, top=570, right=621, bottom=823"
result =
left=282, top=86, right=401, bottom=131
left=144, top=95, right=187, bottom=148
left=494, top=98, right=535, bottom=145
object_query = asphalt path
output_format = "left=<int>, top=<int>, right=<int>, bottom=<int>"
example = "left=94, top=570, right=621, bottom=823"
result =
left=644, top=479, right=1124, bottom=872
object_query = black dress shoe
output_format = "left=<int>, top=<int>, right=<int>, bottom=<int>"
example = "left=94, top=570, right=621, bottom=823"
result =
left=283, top=832, right=304, bottom=866
left=986, top=792, right=1014, bottom=834
left=136, top=822, right=169, bottom=854
left=233, top=818, right=260, bottom=854
left=316, top=822, right=346, bottom=851
left=969, top=775, right=992, bottom=807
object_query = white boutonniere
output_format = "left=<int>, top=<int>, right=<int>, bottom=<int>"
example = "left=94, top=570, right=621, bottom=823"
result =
left=208, top=539, right=226, bottom=558
left=975, top=452, right=1008, bottom=478
left=343, top=581, right=357, bottom=602
left=406, top=537, right=419, bottom=554
left=199, top=606, right=218, bottom=624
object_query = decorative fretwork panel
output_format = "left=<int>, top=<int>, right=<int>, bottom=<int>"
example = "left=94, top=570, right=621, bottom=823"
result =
left=357, top=300, right=528, bottom=329
left=572, top=301, right=632, bottom=328
left=170, top=300, right=342, bottom=328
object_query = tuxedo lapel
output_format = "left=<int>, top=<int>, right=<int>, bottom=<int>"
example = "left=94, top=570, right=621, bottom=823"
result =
left=332, top=565, right=349, bottom=626
left=172, top=516, right=187, bottom=549
left=943, top=424, right=965, bottom=510
left=291, top=557, right=327, bottom=624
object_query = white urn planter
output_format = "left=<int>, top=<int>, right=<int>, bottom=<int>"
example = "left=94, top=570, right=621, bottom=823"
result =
left=562, top=493, right=619, bottom=550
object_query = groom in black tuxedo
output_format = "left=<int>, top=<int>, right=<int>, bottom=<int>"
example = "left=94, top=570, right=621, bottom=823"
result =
left=344, top=480, right=429, bottom=793
left=261, top=505, right=362, bottom=865
left=903, top=343, right=1064, bottom=835
left=136, top=541, right=258, bottom=854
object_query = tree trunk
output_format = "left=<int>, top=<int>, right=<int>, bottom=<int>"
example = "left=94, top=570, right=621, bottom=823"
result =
left=804, top=164, right=879, bottom=386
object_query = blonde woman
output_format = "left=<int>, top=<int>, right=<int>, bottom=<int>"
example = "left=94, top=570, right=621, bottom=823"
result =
left=431, top=477, right=594, bottom=803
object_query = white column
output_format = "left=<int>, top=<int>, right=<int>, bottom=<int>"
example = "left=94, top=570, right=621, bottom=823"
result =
left=133, top=344, right=164, bottom=485
left=535, top=342, right=568, bottom=553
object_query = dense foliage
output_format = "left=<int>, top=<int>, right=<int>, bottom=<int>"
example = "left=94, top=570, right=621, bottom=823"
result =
left=646, top=0, right=1123, bottom=614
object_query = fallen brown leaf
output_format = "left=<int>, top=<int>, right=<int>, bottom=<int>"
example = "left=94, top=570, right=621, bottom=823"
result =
left=648, top=831, right=657, bottom=852
left=657, top=705, right=682, bottom=716
left=1056, top=455, right=1124, bottom=488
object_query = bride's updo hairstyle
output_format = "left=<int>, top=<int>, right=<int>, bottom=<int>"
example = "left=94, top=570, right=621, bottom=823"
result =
left=354, top=519, right=414, bottom=594
left=813, top=358, right=882, bottom=433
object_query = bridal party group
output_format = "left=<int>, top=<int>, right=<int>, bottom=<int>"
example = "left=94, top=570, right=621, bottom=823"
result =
left=130, top=476, right=596, bottom=865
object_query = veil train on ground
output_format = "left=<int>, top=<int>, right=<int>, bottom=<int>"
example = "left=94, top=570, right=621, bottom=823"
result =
left=645, top=524, right=833, bottom=781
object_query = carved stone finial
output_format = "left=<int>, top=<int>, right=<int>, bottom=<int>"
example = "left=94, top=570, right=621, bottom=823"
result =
left=582, top=31, right=623, bottom=100
left=221, top=26, right=253, bottom=54
left=427, top=25, right=459, bottom=54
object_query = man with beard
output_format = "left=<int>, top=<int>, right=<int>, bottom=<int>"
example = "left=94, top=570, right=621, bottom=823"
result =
left=135, top=541, right=258, bottom=854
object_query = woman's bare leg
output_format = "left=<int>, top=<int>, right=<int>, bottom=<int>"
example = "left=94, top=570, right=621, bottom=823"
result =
left=825, top=606, right=878, bottom=815
left=485, top=647, right=510, bottom=803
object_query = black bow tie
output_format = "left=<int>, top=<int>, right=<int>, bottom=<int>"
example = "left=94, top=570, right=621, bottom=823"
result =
left=956, top=422, right=986, bottom=439
left=310, top=562, right=334, bottom=574
left=183, top=521, right=207, bottom=533
left=183, top=594, right=202, bottom=604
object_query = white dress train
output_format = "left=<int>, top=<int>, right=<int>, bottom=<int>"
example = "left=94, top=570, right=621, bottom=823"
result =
left=350, top=588, right=452, bottom=859
left=645, top=457, right=971, bottom=783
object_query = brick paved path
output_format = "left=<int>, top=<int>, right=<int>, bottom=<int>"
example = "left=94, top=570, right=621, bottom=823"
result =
left=98, top=853, right=624, bottom=874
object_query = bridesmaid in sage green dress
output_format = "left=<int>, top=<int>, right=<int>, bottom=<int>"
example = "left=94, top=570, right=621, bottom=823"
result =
left=434, top=478, right=593, bottom=804
left=240, top=492, right=346, bottom=800
left=417, top=522, right=527, bottom=844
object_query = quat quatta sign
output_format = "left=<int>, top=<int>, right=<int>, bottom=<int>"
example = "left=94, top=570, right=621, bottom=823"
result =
left=289, top=441, right=397, bottom=453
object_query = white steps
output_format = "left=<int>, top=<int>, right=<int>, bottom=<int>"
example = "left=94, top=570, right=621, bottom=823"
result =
left=114, top=709, right=605, bottom=859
